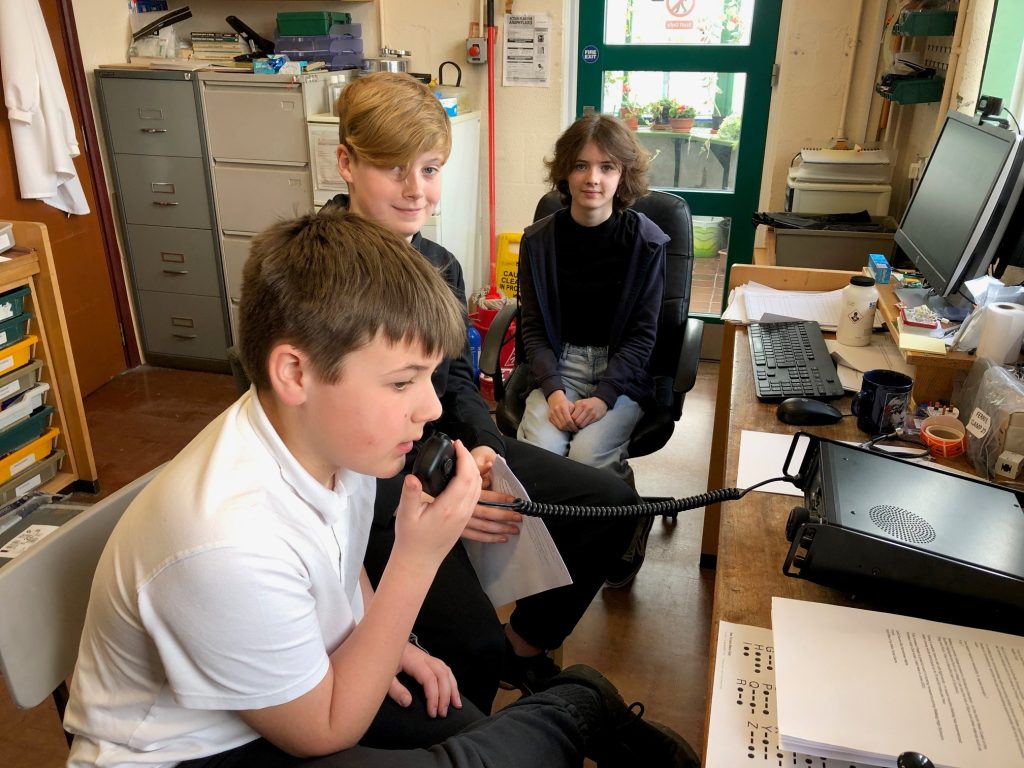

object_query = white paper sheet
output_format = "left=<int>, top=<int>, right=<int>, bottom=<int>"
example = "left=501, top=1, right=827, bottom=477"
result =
left=773, top=597, right=1024, bottom=768
left=705, top=621, right=882, bottom=768
left=735, top=431, right=806, bottom=497
left=724, top=282, right=883, bottom=330
left=461, top=456, right=571, bottom=607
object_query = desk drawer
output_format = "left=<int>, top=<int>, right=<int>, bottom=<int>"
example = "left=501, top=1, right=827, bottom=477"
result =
left=128, top=225, right=221, bottom=296
left=220, top=234, right=251, bottom=343
left=99, top=77, right=202, bottom=158
left=115, top=155, right=211, bottom=228
left=213, top=165, right=312, bottom=234
left=138, top=291, right=228, bottom=361
left=203, top=83, right=308, bottom=164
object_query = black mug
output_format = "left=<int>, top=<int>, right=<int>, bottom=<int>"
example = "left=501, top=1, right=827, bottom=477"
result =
left=851, top=369, right=913, bottom=435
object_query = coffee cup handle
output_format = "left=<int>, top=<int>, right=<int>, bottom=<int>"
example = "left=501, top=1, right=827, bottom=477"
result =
left=851, top=390, right=869, bottom=417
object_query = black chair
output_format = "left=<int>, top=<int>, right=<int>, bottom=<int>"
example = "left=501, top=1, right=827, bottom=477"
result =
left=479, top=190, right=704, bottom=483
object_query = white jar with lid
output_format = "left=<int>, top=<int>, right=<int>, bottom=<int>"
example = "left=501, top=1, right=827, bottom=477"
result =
left=836, top=275, right=878, bottom=347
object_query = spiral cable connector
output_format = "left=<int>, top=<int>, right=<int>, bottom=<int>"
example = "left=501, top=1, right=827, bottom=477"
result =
left=509, top=486, right=750, bottom=519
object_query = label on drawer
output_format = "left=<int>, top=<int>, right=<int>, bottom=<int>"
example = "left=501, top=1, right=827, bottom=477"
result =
left=0, top=355, right=12, bottom=373
left=0, top=524, right=58, bottom=558
left=15, top=473, right=42, bottom=497
left=10, top=452, right=37, bottom=476
left=0, top=302, right=12, bottom=321
left=0, top=331, right=7, bottom=346
left=0, top=380, right=20, bottom=400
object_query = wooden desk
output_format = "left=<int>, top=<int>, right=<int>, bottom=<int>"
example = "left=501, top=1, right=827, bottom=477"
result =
left=702, top=264, right=977, bottom=563
left=699, top=316, right=1020, bottom=761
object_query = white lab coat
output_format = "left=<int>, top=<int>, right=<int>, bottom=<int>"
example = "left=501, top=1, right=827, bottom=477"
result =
left=0, top=0, right=89, bottom=215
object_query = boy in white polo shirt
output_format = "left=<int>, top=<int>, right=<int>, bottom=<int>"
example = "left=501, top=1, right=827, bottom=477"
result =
left=63, top=212, right=697, bottom=768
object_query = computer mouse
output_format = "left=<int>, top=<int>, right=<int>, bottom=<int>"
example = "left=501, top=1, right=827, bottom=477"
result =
left=776, top=397, right=844, bottom=426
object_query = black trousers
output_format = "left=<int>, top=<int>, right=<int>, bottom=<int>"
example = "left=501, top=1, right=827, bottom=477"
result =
left=176, top=678, right=603, bottom=768
left=364, top=436, right=638, bottom=712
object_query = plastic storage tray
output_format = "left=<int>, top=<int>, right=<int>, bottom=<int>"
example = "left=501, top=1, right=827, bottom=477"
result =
left=0, top=383, right=49, bottom=431
left=0, top=359, right=43, bottom=405
left=875, top=77, right=944, bottom=105
left=772, top=216, right=899, bottom=271
left=0, top=404, right=54, bottom=455
left=0, top=449, right=64, bottom=505
left=893, top=10, right=957, bottom=37
left=0, top=311, right=31, bottom=351
left=277, top=11, right=351, bottom=36
left=0, top=286, right=29, bottom=321
left=275, top=32, right=363, bottom=52
left=0, top=335, right=37, bottom=377
left=0, top=425, right=59, bottom=483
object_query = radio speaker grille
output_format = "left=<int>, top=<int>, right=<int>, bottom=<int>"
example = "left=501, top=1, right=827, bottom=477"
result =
left=867, top=505, right=936, bottom=544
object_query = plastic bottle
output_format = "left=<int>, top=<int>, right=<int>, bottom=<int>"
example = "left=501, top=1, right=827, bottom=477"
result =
left=836, top=275, right=878, bottom=347
left=467, top=325, right=482, bottom=381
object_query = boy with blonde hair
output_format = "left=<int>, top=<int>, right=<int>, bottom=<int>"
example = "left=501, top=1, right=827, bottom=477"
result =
left=63, top=212, right=697, bottom=767
left=329, top=72, right=644, bottom=712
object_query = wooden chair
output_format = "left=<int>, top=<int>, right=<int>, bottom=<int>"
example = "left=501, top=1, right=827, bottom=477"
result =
left=0, top=468, right=160, bottom=746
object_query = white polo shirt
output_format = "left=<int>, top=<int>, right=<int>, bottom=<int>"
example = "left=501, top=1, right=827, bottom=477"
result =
left=64, top=390, right=375, bottom=767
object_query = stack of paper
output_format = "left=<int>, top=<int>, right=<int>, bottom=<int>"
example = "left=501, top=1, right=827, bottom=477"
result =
left=723, top=282, right=883, bottom=331
left=772, top=597, right=1024, bottom=767
left=826, top=336, right=916, bottom=392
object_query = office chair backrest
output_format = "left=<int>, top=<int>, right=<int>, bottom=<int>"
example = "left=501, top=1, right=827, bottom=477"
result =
left=0, top=467, right=160, bottom=710
left=532, top=189, right=696, bottom=439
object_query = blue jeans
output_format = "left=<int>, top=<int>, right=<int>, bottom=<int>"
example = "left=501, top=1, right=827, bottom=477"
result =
left=518, top=344, right=641, bottom=479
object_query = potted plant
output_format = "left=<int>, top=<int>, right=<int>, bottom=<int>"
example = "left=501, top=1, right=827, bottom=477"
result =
left=717, top=114, right=742, bottom=143
left=710, top=106, right=725, bottom=134
left=670, top=103, right=697, bottom=132
left=618, top=82, right=640, bottom=130
left=649, top=98, right=674, bottom=130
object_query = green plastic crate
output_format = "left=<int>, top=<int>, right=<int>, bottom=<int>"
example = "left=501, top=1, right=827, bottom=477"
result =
left=0, top=312, right=31, bottom=351
left=875, top=77, right=944, bottom=105
left=0, top=286, right=29, bottom=322
left=277, top=11, right=352, bottom=36
left=0, top=404, right=53, bottom=456
left=893, top=10, right=957, bottom=37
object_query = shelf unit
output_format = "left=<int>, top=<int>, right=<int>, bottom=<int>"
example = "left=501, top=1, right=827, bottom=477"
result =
left=3, top=223, right=98, bottom=495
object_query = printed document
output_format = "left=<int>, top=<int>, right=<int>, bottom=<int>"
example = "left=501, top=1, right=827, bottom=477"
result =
left=723, top=282, right=883, bottom=331
left=462, top=456, right=571, bottom=607
left=773, top=597, right=1024, bottom=767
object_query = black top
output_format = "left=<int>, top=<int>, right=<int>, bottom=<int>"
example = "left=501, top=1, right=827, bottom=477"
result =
left=554, top=210, right=631, bottom=346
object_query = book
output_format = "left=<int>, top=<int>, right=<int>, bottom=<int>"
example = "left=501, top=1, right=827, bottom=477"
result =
left=772, top=598, right=1024, bottom=767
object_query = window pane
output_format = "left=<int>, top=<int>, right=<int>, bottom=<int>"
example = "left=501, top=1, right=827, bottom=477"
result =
left=691, top=215, right=731, bottom=315
left=604, top=70, right=744, bottom=193
left=605, top=0, right=753, bottom=47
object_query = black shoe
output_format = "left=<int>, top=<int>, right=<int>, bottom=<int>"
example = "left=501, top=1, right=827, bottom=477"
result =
left=604, top=515, right=655, bottom=588
left=499, top=635, right=561, bottom=695
left=544, top=665, right=700, bottom=768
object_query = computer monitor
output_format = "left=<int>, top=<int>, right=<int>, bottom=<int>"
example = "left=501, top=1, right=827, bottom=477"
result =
left=894, top=111, right=1024, bottom=298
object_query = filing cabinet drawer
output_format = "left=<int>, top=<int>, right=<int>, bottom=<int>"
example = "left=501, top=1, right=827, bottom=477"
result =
left=99, top=77, right=202, bottom=157
left=213, top=165, right=312, bottom=234
left=115, top=155, right=211, bottom=228
left=128, top=225, right=221, bottom=296
left=203, top=84, right=309, bottom=163
left=138, top=291, right=228, bottom=361
left=221, top=234, right=251, bottom=343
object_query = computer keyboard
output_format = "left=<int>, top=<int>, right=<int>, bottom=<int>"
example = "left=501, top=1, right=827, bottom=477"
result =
left=747, top=321, right=845, bottom=401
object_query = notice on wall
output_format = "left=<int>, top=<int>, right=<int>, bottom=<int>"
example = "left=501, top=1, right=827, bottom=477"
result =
left=503, top=13, right=551, bottom=87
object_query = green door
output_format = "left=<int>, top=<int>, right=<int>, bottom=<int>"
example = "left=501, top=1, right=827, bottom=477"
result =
left=577, top=0, right=782, bottom=316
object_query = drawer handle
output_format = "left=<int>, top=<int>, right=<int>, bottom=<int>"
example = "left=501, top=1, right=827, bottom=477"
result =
left=140, top=128, right=168, bottom=134
left=172, top=333, right=198, bottom=340
left=152, top=201, right=179, bottom=207
left=162, top=269, right=189, bottom=275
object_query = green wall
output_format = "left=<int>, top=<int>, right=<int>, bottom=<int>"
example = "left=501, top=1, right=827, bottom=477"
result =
left=981, top=0, right=1024, bottom=104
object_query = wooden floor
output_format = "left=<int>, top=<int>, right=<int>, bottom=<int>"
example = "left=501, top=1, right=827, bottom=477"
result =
left=0, top=362, right=719, bottom=766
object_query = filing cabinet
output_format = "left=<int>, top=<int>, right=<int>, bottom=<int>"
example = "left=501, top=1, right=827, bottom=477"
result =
left=96, top=69, right=230, bottom=372
left=198, top=71, right=330, bottom=342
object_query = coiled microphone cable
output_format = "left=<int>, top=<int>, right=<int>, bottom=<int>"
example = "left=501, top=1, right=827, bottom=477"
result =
left=481, top=476, right=794, bottom=519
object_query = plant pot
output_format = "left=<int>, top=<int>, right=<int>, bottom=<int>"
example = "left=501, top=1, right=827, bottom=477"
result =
left=652, top=121, right=671, bottom=131
left=711, top=114, right=725, bottom=132
left=670, top=117, right=695, bottom=132
left=693, top=216, right=726, bottom=258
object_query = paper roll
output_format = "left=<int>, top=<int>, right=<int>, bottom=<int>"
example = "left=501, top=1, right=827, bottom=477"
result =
left=976, top=303, right=1024, bottom=364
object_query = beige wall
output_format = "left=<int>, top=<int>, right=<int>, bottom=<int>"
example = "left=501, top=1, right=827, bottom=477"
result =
left=70, top=0, right=997, bottom=299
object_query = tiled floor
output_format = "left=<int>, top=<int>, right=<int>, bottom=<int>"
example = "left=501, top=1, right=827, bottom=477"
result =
left=1, top=362, right=720, bottom=766
left=691, top=250, right=729, bottom=315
